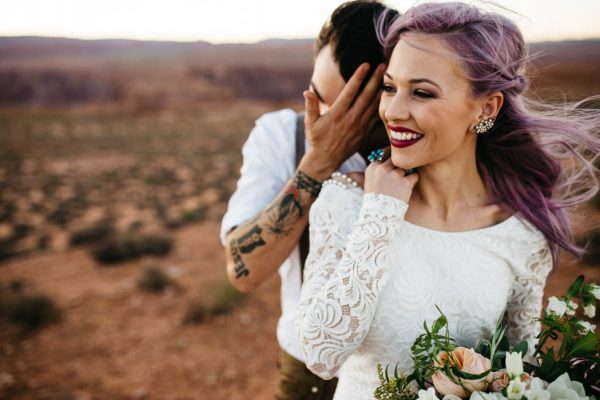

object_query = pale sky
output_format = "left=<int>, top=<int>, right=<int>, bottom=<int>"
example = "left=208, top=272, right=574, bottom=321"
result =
left=1, top=0, right=599, bottom=43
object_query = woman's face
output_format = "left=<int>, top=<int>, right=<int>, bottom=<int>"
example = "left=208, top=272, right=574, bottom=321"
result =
left=379, top=32, right=482, bottom=170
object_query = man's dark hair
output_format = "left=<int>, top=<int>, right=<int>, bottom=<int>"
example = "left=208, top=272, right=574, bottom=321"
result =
left=314, top=1, right=399, bottom=83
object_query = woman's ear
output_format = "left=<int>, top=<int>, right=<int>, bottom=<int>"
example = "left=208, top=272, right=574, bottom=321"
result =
left=479, top=91, right=504, bottom=120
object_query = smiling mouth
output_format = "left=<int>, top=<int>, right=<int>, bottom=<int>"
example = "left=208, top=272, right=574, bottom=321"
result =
left=389, top=130, right=424, bottom=148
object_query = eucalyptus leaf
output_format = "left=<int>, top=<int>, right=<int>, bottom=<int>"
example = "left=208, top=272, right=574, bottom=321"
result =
left=450, top=365, right=492, bottom=380
left=567, top=275, right=585, bottom=298
left=512, top=341, right=528, bottom=356
left=569, top=332, right=598, bottom=357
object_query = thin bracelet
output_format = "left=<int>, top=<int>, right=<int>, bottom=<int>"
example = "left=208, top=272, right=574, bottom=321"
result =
left=322, top=172, right=359, bottom=190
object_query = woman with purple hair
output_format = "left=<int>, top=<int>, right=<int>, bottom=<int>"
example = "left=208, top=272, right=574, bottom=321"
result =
left=296, top=2, right=600, bottom=398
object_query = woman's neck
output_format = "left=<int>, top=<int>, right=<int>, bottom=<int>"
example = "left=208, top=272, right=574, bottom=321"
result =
left=411, top=153, right=490, bottom=222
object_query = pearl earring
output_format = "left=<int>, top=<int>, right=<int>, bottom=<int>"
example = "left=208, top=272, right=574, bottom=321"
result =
left=475, top=118, right=495, bottom=135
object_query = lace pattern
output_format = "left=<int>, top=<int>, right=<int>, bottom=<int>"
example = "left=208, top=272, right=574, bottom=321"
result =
left=296, top=181, right=552, bottom=398
left=296, top=184, right=408, bottom=379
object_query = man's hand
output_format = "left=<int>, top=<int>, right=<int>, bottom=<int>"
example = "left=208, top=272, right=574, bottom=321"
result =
left=298, top=63, right=386, bottom=181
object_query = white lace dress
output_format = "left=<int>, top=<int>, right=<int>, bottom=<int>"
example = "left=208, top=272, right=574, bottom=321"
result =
left=296, top=179, right=552, bottom=400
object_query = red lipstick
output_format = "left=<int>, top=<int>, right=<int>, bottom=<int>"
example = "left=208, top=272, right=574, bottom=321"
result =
left=388, top=125, right=424, bottom=148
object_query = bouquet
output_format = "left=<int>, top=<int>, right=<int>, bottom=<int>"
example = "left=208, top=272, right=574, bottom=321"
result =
left=374, top=275, right=600, bottom=400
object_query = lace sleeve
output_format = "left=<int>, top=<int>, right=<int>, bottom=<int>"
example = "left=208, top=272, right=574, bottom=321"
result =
left=505, top=237, right=553, bottom=355
left=296, top=184, right=408, bottom=380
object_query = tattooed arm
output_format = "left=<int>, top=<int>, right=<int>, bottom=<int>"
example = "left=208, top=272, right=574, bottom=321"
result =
left=224, top=155, right=329, bottom=293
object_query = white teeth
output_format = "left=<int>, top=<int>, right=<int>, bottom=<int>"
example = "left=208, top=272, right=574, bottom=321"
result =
left=391, top=131, right=423, bottom=141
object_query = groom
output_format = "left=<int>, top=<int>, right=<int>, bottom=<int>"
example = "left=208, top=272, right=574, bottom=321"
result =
left=220, top=2, right=398, bottom=398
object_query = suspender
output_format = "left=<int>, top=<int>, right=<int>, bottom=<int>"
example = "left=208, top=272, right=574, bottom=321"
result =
left=295, top=113, right=310, bottom=284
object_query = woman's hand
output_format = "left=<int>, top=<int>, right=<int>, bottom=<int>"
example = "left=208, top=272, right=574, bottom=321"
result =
left=364, top=156, right=419, bottom=204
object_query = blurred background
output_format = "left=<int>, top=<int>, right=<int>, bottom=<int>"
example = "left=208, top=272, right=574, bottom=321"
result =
left=0, top=1, right=599, bottom=399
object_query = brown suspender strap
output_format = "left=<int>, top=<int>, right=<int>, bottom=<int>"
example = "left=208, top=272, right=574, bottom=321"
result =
left=295, top=113, right=310, bottom=284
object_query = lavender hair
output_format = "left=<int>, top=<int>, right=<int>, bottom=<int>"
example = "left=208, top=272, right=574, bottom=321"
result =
left=377, top=2, right=600, bottom=267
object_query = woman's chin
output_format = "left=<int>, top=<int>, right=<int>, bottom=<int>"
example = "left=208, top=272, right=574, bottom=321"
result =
left=390, top=155, right=418, bottom=171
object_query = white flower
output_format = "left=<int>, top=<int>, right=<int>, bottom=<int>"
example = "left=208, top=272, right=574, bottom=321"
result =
left=469, top=392, right=507, bottom=400
left=566, top=299, right=579, bottom=316
left=418, top=388, right=440, bottom=400
left=443, top=396, right=463, bottom=400
left=546, top=372, right=589, bottom=400
left=525, top=378, right=550, bottom=400
left=546, top=297, right=568, bottom=317
left=506, top=379, right=527, bottom=400
left=584, top=303, right=596, bottom=318
left=505, top=352, right=524, bottom=378
left=588, top=284, right=600, bottom=300
left=578, top=320, right=596, bottom=333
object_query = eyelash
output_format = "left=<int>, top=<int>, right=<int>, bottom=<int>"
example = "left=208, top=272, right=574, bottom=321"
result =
left=381, top=84, right=437, bottom=99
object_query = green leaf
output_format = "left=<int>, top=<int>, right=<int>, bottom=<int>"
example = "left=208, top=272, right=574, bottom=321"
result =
left=497, top=334, right=510, bottom=352
left=432, top=315, right=448, bottom=333
left=567, top=275, right=585, bottom=298
left=569, top=332, right=599, bottom=357
left=538, top=348, right=556, bottom=380
left=451, top=365, right=492, bottom=380
left=512, top=341, right=528, bottom=356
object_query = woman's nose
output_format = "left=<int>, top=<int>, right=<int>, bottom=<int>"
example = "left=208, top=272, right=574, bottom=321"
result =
left=384, top=93, right=410, bottom=122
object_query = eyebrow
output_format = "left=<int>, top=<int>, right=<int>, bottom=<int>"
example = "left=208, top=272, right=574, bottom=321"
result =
left=384, top=72, right=442, bottom=90
left=310, top=81, right=326, bottom=103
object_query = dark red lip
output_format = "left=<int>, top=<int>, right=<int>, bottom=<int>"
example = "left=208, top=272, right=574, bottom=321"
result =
left=388, top=125, right=420, bottom=134
left=390, top=137, right=422, bottom=148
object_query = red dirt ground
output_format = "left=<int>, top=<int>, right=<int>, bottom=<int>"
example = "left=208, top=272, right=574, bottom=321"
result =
left=1, top=209, right=599, bottom=400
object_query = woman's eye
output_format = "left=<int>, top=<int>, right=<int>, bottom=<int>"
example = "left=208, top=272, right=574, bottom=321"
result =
left=414, top=89, right=436, bottom=99
left=381, top=84, right=396, bottom=93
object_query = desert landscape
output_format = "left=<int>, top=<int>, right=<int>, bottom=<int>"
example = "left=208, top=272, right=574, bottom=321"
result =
left=0, top=37, right=599, bottom=399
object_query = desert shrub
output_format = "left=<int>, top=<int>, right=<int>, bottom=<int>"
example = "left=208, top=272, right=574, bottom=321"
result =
left=183, top=300, right=207, bottom=324
left=180, top=207, right=207, bottom=224
left=137, top=265, right=172, bottom=293
left=0, top=240, right=15, bottom=260
left=92, top=230, right=173, bottom=264
left=69, top=221, right=114, bottom=246
left=207, top=280, right=245, bottom=316
left=183, top=279, right=245, bottom=325
left=48, top=202, right=71, bottom=226
left=0, top=282, right=61, bottom=331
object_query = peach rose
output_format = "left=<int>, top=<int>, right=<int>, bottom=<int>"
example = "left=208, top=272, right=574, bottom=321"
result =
left=432, top=347, right=492, bottom=398
left=490, top=369, right=510, bottom=392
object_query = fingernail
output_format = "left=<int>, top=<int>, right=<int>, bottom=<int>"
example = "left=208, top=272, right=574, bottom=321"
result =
left=361, top=63, right=370, bottom=74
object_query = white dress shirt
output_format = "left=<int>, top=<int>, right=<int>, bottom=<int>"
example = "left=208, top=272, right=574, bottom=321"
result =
left=220, top=108, right=366, bottom=362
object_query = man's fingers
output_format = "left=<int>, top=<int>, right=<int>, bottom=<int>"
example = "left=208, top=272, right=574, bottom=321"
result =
left=359, top=91, right=382, bottom=129
left=330, top=63, right=370, bottom=113
left=303, top=90, right=320, bottom=126
left=351, top=64, right=386, bottom=114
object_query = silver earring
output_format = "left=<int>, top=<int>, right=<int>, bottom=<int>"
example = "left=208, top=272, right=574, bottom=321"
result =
left=475, top=118, right=494, bottom=135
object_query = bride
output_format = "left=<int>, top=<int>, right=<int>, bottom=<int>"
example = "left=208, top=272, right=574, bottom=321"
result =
left=296, top=2, right=600, bottom=399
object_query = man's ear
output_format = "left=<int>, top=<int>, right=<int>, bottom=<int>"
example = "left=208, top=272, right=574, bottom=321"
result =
left=478, top=91, right=504, bottom=120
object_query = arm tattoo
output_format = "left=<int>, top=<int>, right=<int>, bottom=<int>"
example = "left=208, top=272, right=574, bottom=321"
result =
left=265, top=187, right=303, bottom=237
left=230, top=239, right=250, bottom=278
left=294, top=170, right=322, bottom=199
left=237, top=225, right=266, bottom=254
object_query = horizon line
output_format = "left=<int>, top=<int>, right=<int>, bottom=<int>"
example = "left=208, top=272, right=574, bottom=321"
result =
left=1, top=34, right=600, bottom=46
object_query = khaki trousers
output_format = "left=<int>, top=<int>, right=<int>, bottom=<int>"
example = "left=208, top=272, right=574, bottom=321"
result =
left=274, top=346, right=338, bottom=400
